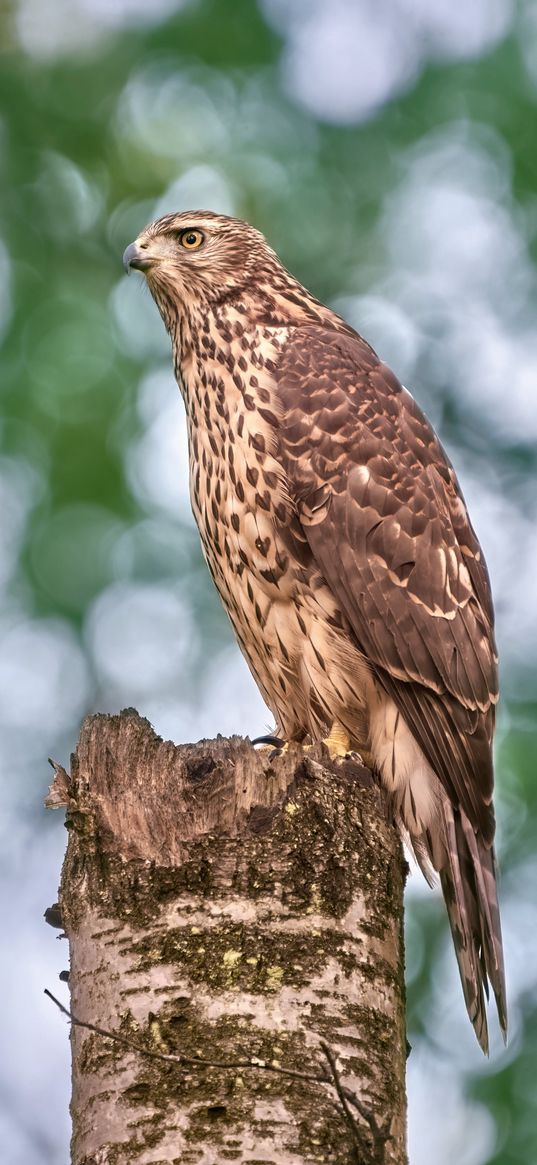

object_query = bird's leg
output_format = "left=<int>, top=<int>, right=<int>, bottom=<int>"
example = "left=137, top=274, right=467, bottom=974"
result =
left=321, top=723, right=351, bottom=759
left=319, top=723, right=374, bottom=770
left=253, top=725, right=351, bottom=757
left=252, top=725, right=373, bottom=769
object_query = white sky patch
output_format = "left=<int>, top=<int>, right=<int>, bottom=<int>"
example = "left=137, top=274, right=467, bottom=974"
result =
left=0, top=238, right=12, bottom=347
left=111, top=274, right=171, bottom=361
left=0, top=827, right=71, bottom=1165
left=412, top=856, right=537, bottom=1071
left=81, top=0, right=183, bottom=31
left=126, top=367, right=193, bottom=522
left=517, top=0, right=537, bottom=88
left=451, top=465, right=537, bottom=668
left=115, top=67, right=232, bottom=162
left=0, top=615, right=89, bottom=735
left=153, top=165, right=236, bottom=219
left=267, top=0, right=420, bottom=124
left=443, top=307, right=537, bottom=444
left=367, top=126, right=537, bottom=447
left=0, top=457, right=45, bottom=595
left=110, top=514, right=194, bottom=582
left=34, top=151, right=104, bottom=240
left=499, top=862, right=537, bottom=1004
left=14, top=0, right=191, bottom=58
left=139, top=645, right=271, bottom=745
left=407, top=1047, right=497, bottom=1165
left=85, top=579, right=198, bottom=696
left=401, top=0, right=514, bottom=61
left=333, top=293, right=422, bottom=385
left=381, top=130, right=525, bottom=305
left=262, top=0, right=514, bottom=124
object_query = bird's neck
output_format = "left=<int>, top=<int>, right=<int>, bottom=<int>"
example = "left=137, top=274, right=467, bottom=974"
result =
left=243, top=274, right=335, bottom=330
left=169, top=273, right=343, bottom=409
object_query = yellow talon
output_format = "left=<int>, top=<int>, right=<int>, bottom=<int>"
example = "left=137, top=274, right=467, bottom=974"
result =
left=253, top=726, right=372, bottom=770
left=321, top=723, right=351, bottom=759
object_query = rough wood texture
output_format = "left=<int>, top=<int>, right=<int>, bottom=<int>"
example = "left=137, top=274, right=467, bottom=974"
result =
left=51, top=708, right=407, bottom=1164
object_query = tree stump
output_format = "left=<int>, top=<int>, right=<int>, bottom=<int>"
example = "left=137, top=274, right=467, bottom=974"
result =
left=46, top=708, right=407, bottom=1164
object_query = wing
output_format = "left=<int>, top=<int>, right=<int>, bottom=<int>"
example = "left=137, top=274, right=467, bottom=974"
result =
left=276, top=325, right=498, bottom=843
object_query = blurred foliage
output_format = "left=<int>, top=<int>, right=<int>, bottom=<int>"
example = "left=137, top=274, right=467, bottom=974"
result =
left=1, top=1, right=536, bottom=1163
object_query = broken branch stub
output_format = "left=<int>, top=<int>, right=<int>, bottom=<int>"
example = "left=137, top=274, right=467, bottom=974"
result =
left=49, top=708, right=407, bottom=1164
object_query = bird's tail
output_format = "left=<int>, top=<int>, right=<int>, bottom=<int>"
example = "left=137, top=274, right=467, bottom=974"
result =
left=435, top=800, right=507, bottom=1053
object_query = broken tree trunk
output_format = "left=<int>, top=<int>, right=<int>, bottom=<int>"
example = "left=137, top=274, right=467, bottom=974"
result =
left=47, top=708, right=407, bottom=1164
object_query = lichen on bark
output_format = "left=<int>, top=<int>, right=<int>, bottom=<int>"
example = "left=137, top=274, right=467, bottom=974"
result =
left=49, top=709, right=407, bottom=1164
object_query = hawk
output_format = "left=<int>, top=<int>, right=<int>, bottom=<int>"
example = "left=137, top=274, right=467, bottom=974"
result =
left=124, top=211, right=506, bottom=1052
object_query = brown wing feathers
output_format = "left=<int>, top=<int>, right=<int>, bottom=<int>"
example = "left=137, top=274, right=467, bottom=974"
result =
left=277, top=323, right=506, bottom=1048
left=278, top=328, right=497, bottom=822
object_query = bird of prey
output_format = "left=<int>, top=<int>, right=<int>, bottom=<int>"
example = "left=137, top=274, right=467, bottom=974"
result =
left=124, top=210, right=506, bottom=1052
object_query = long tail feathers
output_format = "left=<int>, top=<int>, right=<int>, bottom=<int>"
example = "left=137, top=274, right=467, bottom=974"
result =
left=437, top=800, right=507, bottom=1053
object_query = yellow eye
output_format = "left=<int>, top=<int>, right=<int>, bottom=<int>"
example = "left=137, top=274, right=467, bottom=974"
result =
left=179, top=228, right=204, bottom=250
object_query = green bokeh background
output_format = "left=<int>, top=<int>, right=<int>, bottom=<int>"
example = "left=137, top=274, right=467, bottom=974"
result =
left=1, top=1, right=536, bottom=1162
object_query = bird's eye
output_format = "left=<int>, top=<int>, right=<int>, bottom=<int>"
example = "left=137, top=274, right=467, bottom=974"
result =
left=179, top=229, right=204, bottom=251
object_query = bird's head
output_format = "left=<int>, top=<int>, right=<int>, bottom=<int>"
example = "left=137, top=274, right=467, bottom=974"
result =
left=123, top=210, right=276, bottom=322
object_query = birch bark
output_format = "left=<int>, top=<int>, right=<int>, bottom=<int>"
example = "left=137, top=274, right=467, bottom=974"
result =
left=48, top=708, right=407, bottom=1164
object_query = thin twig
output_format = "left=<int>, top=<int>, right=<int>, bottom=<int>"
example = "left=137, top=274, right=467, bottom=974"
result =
left=320, top=1040, right=369, bottom=1153
left=45, top=988, right=326, bottom=1086
left=320, top=1041, right=390, bottom=1163
left=45, top=987, right=381, bottom=1138
left=321, top=1039, right=383, bottom=1140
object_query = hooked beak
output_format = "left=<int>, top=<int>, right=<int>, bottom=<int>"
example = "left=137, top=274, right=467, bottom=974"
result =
left=123, top=241, right=154, bottom=274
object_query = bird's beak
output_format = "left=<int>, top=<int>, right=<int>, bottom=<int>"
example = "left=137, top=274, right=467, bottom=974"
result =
left=123, top=241, right=154, bottom=274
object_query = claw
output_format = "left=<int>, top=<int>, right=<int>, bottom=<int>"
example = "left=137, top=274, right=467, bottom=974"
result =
left=252, top=735, right=286, bottom=748
left=251, top=726, right=368, bottom=768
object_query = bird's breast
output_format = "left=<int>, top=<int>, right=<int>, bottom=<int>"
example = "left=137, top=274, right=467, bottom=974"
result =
left=182, top=327, right=297, bottom=603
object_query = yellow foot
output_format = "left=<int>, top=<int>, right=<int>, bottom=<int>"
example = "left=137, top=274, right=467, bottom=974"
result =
left=317, top=725, right=373, bottom=769
left=252, top=728, right=372, bottom=769
left=321, top=724, right=351, bottom=760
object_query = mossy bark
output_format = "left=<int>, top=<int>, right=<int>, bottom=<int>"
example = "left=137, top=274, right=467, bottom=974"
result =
left=50, top=708, right=407, bottom=1164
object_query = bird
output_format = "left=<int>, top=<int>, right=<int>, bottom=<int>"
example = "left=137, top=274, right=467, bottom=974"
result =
left=123, top=210, right=506, bottom=1052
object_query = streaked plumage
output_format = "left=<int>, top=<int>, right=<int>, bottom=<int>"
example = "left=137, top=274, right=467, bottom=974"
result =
left=124, top=210, right=506, bottom=1051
